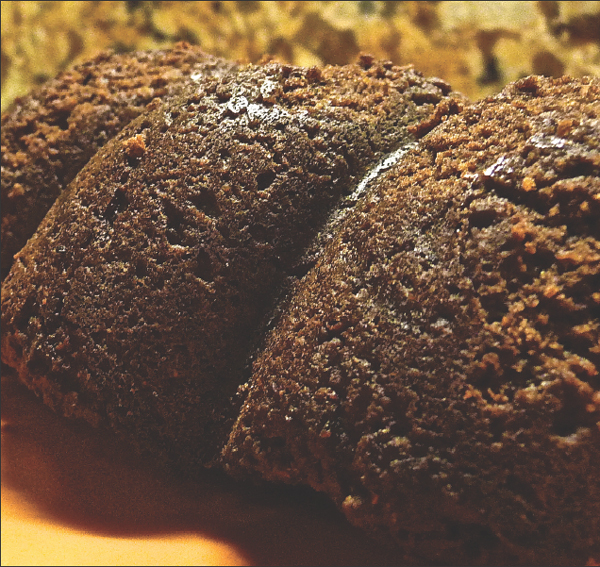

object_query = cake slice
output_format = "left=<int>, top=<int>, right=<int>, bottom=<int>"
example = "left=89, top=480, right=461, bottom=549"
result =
left=1, top=55, right=460, bottom=471
left=221, top=75, right=600, bottom=565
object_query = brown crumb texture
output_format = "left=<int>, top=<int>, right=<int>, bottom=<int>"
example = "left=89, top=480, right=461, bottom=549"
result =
left=1, top=58, right=460, bottom=471
left=221, top=75, right=600, bottom=565
left=1, top=42, right=237, bottom=280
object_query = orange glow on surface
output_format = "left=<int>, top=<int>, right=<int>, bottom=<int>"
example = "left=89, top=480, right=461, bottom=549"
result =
left=2, top=493, right=244, bottom=567
left=1, top=375, right=398, bottom=566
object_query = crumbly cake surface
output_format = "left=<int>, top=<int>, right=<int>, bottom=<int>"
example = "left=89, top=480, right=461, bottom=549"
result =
left=1, top=42, right=237, bottom=280
left=1, top=57, right=458, bottom=470
left=221, top=75, right=600, bottom=565
left=2, top=44, right=598, bottom=564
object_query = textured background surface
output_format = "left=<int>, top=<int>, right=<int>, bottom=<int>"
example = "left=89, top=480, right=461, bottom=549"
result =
left=2, top=0, right=600, bottom=111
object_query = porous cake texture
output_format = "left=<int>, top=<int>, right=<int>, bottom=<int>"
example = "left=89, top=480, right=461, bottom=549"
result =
left=222, top=75, right=600, bottom=565
left=1, top=45, right=598, bottom=565
left=1, top=54, right=458, bottom=470
left=1, top=43, right=237, bottom=280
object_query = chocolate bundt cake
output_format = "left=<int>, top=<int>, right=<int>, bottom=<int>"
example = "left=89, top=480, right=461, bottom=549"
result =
left=1, top=42, right=237, bottom=280
left=1, top=55, right=459, bottom=470
left=1, top=45, right=598, bottom=565
left=222, top=75, right=600, bottom=565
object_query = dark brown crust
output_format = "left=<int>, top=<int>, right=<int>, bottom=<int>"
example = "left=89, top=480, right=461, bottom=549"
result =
left=221, top=75, right=600, bottom=565
left=2, top=45, right=598, bottom=564
left=1, top=42, right=237, bottom=280
left=1, top=57, right=458, bottom=470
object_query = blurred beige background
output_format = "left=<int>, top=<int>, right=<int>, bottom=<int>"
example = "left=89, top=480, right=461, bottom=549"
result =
left=2, top=1, right=600, bottom=110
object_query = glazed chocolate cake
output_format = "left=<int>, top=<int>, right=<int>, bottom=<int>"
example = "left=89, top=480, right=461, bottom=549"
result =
left=221, top=75, right=600, bottom=565
left=1, top=42, right=237, bottom=280
left=1, top=56, right=459, bottom=470
left=1, top=45, right=598, bottom=565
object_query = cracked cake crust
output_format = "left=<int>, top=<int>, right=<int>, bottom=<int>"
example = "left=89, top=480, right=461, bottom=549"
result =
left=221, top=75, right=600, bottom=565
left=1, top=46, right=598, bottom=565
left=1, top=55, right=459, bottom=470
